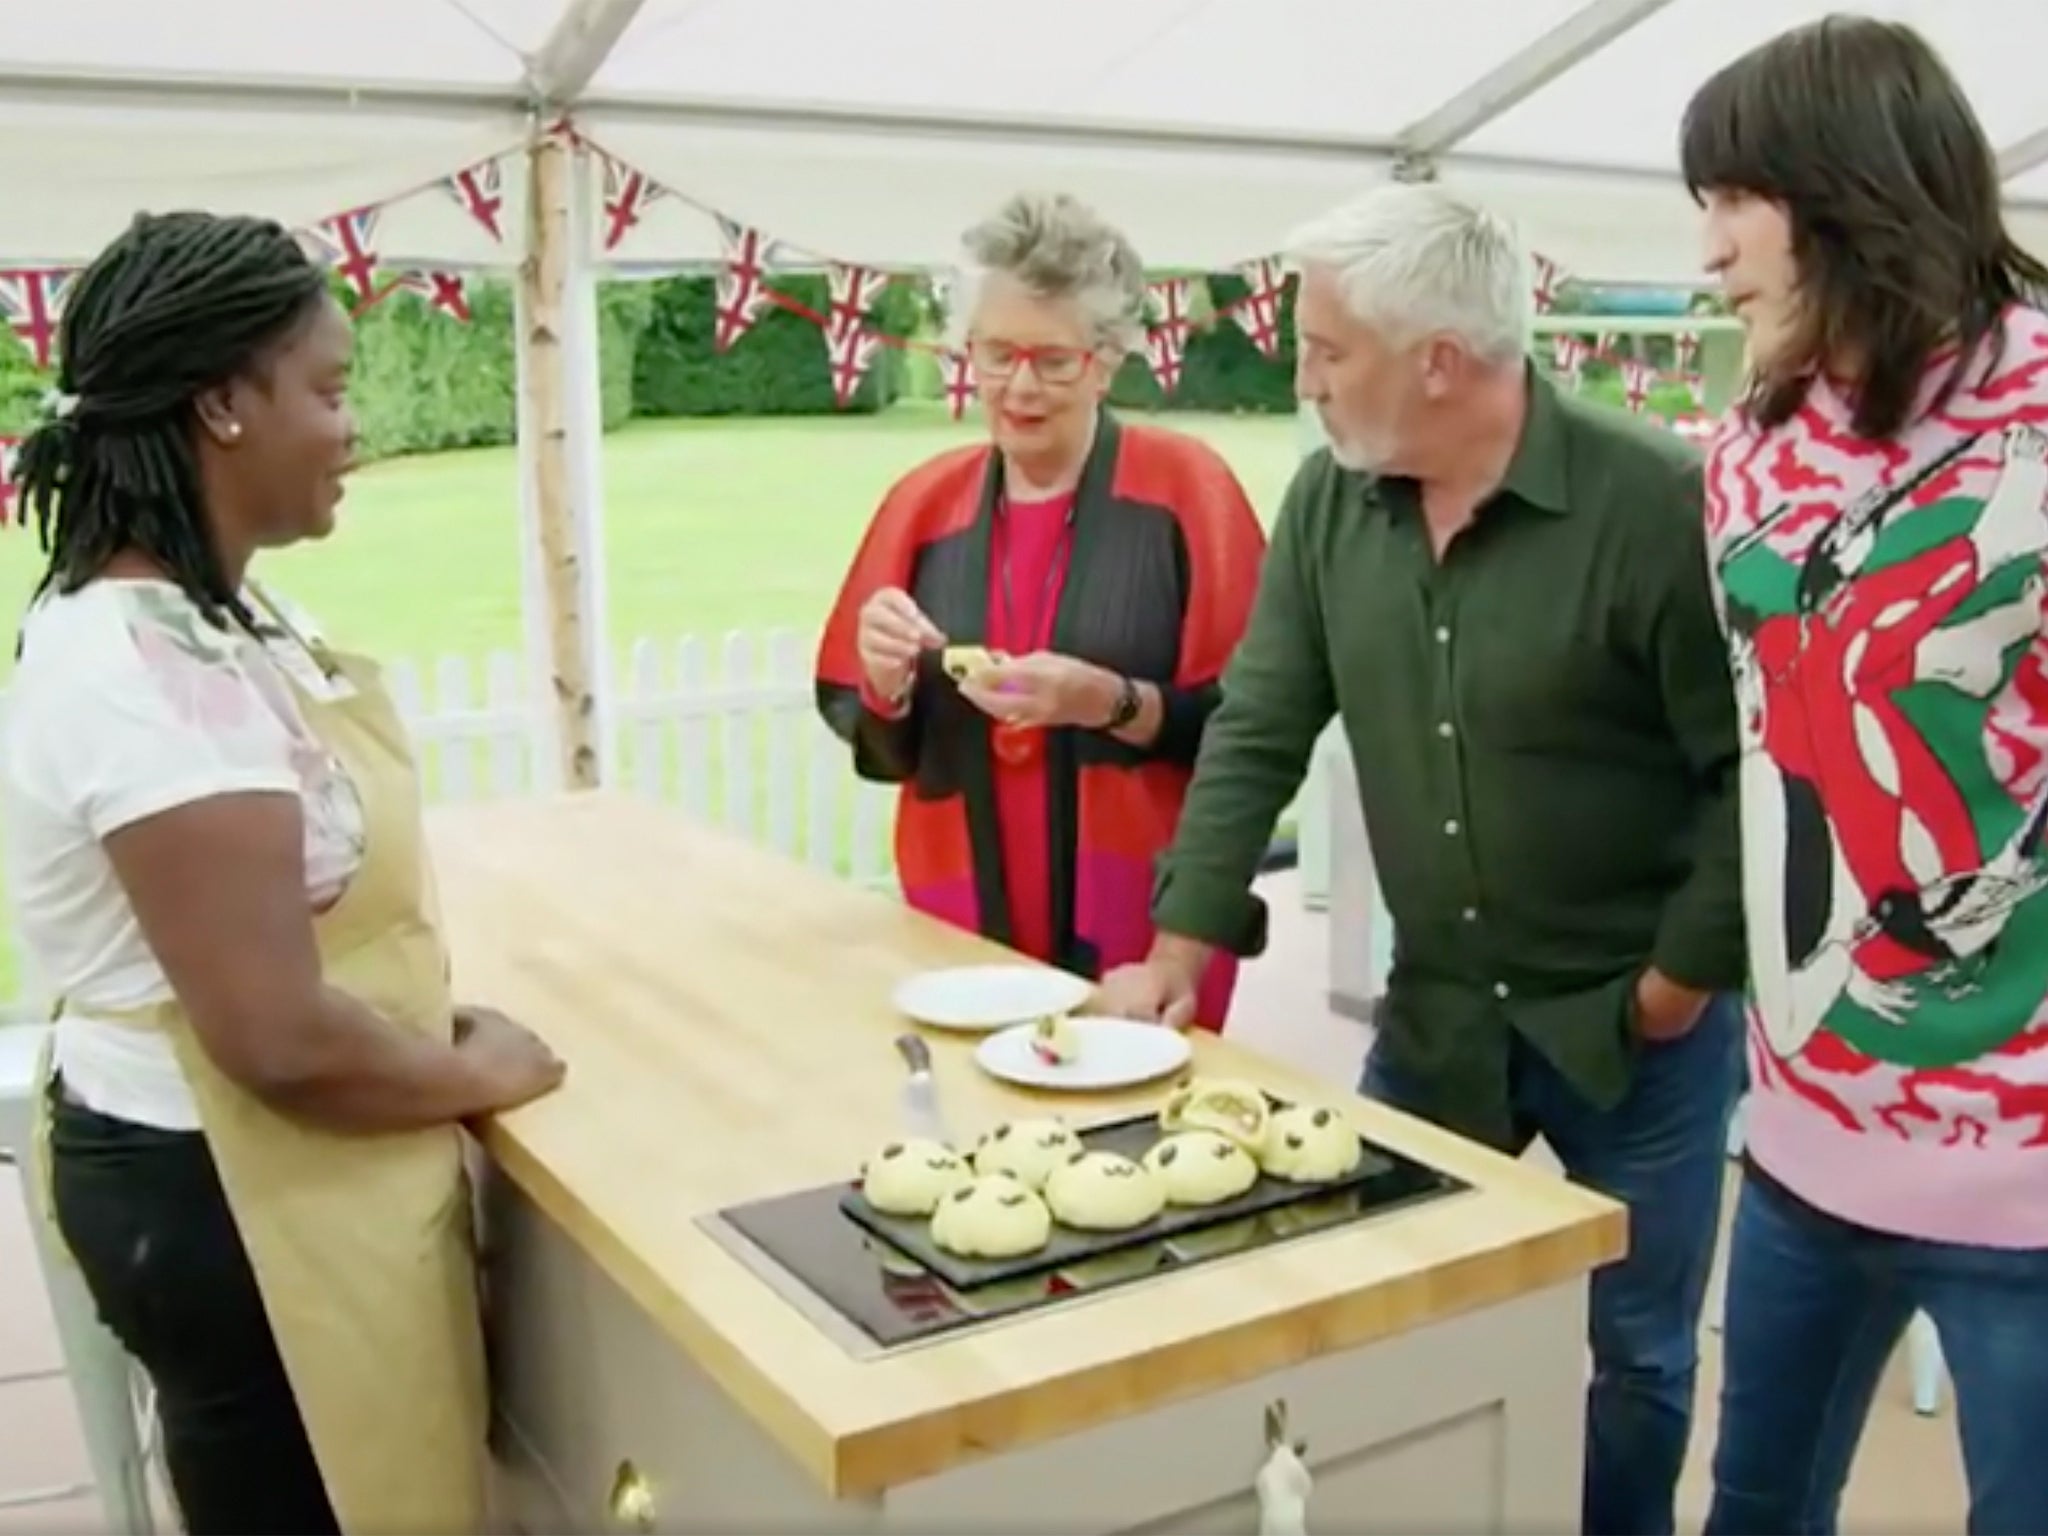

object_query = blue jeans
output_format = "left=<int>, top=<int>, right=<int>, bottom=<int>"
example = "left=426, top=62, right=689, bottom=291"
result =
left=1707, top=1167, right=2048, bottom=1536
left=1361, top=992, right=1742, bottom=1536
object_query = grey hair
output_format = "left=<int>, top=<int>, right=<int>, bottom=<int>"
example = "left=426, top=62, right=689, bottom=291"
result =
left=1283, top=184, right=1533, bottom=365
left=947, top=192, right=1149, bottom=354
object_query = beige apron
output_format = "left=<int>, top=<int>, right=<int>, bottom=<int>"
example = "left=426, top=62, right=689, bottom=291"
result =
left=31, top=603, right=488, bottom=1535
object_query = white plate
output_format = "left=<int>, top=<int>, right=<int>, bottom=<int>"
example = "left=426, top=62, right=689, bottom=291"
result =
left=892, top=964, right=1094, bottom=1033
left=974, top=1017, right=1192, bottom=1092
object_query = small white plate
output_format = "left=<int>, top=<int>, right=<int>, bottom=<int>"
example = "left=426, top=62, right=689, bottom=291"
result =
left=974, top=1017, right=1192, bottom=1092
left=892, top=964, right=1094, bottom=1033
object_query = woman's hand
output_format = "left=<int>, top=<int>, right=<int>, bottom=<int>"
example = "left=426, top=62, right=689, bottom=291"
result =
left=959, top=650, right=1121, bottom=729
left=856, top=587, right=945, bottom=702
left=453, top=1005, right=566, bottom=1113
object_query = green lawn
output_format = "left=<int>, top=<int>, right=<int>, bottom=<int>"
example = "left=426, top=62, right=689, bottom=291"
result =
left=0, top=404, right=1305, bottom=1009
left=0, top=402, right=1303, bottom=675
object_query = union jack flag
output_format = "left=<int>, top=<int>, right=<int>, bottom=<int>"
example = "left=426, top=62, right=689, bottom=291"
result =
left=1147, top=278, right=1193, bottom=339
left=825, top=264, right=886, bottom=406
left=1532, top=255, right=1565, bottom=314
left=1226, top=258, right=1286, bottom=358
left=600, top=155, right=663, bottom=254
left=1621, top=358, right=1655, bottom=412
left=0, top=269, right=74, bottom=370
left=1551, top=333, right=1590, bottom=382
left=397, top=270, right=472, bottom=322
left=1145, top=277, right=1194, bottom=395
left=0, top=436, right=19, bottom=526
left=940, top=349, right=976, bottom=420
left=825, top=264, right=886, bottom=347
left=302, top=209, right=382, bottom=306
left=1146, top=324, right=1187, bottom=396
left=713, top=220, right=776, bottom=352
left=828, top=323, right=880, bottom=409
left=446, top=159, right=505, bottom=243
left=1674, top=330, right=1701, bottom=372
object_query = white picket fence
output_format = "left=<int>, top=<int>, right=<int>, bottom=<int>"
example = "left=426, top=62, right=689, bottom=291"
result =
left=380, top=626, right=903, bottom=887
left=0, top=625, right=1326, bottom=1012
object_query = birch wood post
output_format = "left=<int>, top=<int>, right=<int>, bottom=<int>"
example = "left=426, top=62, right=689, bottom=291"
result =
left=521, top=126, right=599, bottom=790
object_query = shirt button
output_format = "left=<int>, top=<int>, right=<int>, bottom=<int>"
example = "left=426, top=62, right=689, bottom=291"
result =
left=1444, top=819, right=1460, bottom=836
left=1494, top=982, right=1511, bottom=1000
left=1462, top=907, right=1478, bottom=922
left=1437, top=720, right=1454, bottom=739
left=1434, top=625, right=1452, bottom=644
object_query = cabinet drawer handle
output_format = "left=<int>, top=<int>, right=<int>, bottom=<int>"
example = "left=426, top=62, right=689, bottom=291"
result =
left=1258, top=1400, right=1313, bottom=1536
left=608, top=1459, right=656, bottom=1533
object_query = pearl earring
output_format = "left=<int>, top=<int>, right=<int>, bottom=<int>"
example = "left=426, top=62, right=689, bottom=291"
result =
left=225, top=422, right=243, bottom=441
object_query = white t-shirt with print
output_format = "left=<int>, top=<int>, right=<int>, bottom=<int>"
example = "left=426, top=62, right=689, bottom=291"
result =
left=0, top=579, right=367, bottom=1131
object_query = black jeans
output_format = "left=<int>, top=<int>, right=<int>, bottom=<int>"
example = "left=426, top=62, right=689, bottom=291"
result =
left=46, top=1081, right=340, bottom=1536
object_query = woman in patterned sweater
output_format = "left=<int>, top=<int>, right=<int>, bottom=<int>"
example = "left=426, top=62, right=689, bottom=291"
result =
left=1684, top=17, right=2048, bottom=1535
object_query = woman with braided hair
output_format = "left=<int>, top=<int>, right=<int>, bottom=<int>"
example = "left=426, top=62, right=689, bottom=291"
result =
left=0, top=211, right=564, bottom=1534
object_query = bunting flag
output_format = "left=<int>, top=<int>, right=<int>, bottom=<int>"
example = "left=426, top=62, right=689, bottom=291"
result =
left=0, top=132, right=1716, bottom=454
left=828, top=323, right=880, bottom=408
left=1145, top=278, right=1195, bottom=394
left=1620, top=358, right=1656, bottom=412
left=397, top=270, right=474, bottom=322
left=1229, top=258, right=1287, bottom=357
left=0, top=436, right=19, bottom=526
left=446, top=160, right=506, bottom=242
left=712, top=219, right=776, bottom=352
left=941, top=349, right=976, bottom=420
left=600, top=154, right=664, bottom=254
left=304, top=209, right=382, bottom=306
left=0, top=269, right=72, bottom=370
left=1551, top=332, right=1590, bottom=383
left=824, top=263, right=888, bottom=406
left=1541, top=327, right=1710, bottom=427
left=1145, top=326, right=1187, bottom=395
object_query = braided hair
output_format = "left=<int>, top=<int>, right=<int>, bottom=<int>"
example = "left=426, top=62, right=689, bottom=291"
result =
left=13, top=211, right=331, bottom=633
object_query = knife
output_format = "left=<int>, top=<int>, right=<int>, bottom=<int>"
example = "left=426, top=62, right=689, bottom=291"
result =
left=893, top=1033, right=954, bottom=1146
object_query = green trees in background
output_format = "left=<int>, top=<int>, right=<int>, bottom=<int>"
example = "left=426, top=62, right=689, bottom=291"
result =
left=0, top=265, right=1710, bottom=460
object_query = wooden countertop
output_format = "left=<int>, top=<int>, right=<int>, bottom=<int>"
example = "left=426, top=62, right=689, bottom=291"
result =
left=428, top=793, right=1625, bottom=1499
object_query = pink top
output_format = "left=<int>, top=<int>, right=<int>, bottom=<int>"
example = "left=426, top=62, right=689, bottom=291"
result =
left=1705, top=305, right=2048, bottom=1248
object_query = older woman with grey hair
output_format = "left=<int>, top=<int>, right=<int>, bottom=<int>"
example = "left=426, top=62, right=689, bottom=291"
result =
left=814, top=191, right=1267, bottom=1032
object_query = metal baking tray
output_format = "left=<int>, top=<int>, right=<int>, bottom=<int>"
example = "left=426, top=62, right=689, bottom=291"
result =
left=839, top=1098, right=1412, bottom=1291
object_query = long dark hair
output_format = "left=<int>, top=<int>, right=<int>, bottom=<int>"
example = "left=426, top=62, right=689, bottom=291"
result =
left=1680, top=15, right=2048, bottom=440
left=11, top=211, right=330, bottom=631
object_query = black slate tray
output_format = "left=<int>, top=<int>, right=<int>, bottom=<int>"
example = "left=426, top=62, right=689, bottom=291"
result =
left=839, top=1098, right=1399, bottom=1291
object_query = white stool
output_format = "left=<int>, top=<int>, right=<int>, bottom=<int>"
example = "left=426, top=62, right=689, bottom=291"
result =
left=1723, top=1092, right=1946, bottom=1416
left=0, top=1024, right=159, bottom=1534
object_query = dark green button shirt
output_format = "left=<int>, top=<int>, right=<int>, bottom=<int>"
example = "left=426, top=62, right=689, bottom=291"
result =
left=1154, top=370, right=1745, bottom=1151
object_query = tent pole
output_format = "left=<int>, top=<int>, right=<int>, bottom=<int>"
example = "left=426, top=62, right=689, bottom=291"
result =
left=518, top=122, right=600, bottom=791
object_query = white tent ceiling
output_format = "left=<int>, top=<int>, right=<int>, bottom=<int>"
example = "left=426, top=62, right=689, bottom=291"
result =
left=1, top=0, right=2044, bottom=283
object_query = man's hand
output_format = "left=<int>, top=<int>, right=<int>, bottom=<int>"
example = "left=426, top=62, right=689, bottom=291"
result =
left=1631, top=967, right=1711, bottom=1042
left=959, top=651, right=1121, bottom=730
left=1094, top=937, right=1211, bottom=1029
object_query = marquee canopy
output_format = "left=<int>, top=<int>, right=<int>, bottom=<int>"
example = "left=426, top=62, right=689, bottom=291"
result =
left=2, top=0, right=2044, bottom=283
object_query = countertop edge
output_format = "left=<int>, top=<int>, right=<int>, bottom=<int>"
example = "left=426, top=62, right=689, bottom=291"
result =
left=829, top=1201, right=1626, bottom=1496
left=488, top=1118, right=1625, bottom=1500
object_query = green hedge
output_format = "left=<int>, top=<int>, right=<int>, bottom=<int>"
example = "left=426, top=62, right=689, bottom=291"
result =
left=345, top=277, right=652, bottom=458
left=0, top=275, right=654, bottom=455
left=630, top=272, right=926, bottom=417
left=1111, top=269, right=1299, bottom=414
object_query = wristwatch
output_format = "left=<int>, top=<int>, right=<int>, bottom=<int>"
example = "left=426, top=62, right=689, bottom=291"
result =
left=1102, top=674, right=1141, bottom=731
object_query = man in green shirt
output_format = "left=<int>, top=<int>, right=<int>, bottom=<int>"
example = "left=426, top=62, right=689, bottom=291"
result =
left=1097, top=185, right=1745, bottom=1536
